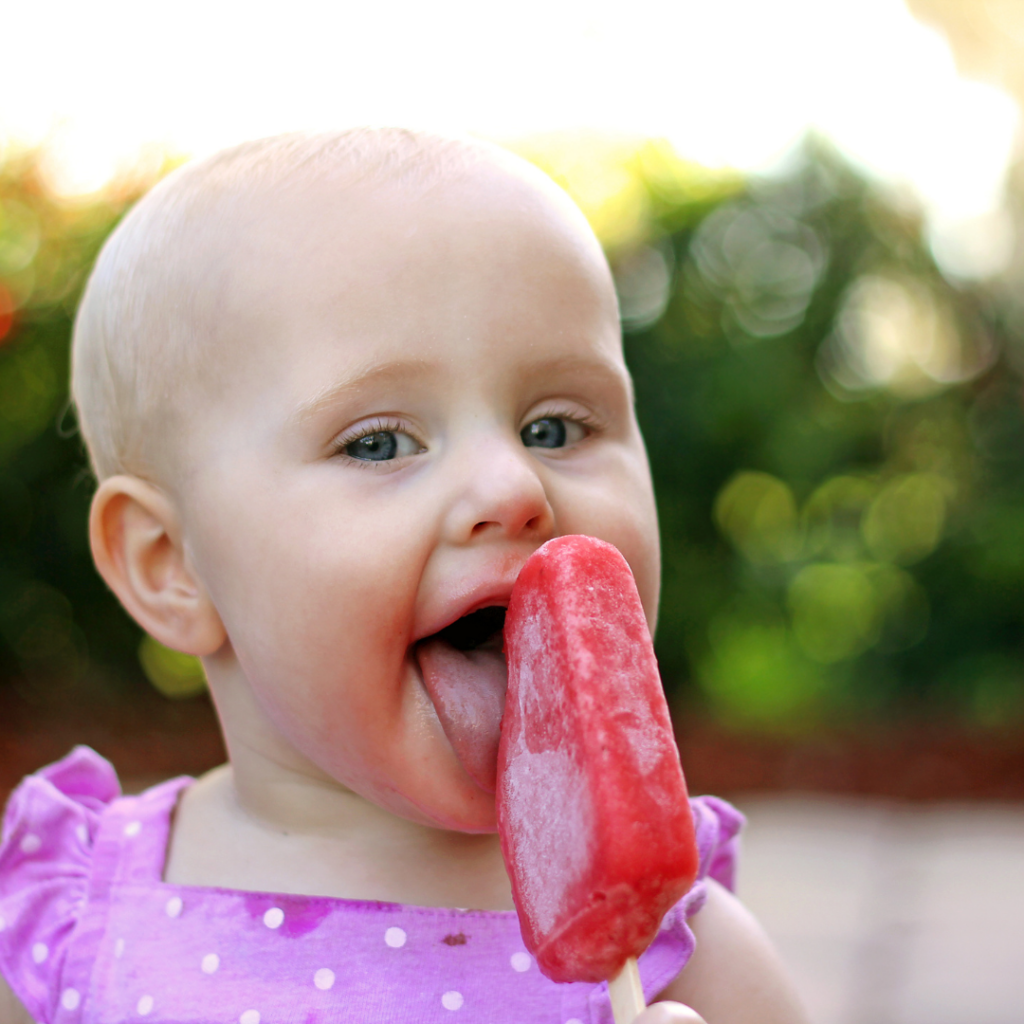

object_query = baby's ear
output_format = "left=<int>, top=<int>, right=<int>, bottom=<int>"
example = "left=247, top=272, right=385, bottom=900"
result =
left=89, top=475, right=226, bottom=657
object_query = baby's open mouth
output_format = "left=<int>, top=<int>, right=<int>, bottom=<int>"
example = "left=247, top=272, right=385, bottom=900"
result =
left=415, top=606, right=508, bottom=794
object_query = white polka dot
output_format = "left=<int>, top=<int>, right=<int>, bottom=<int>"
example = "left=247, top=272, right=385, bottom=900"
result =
left=20, top=833, right=41, bottom=855
left=510, top=951, right=532, bottom=972
left=60, top=988, right=80, bottom=1011
left=201, top=953, right=220, bottom=974
left=441, top=991, right=464, bottom=1011
left=240, top=1011, right=260, bottom=1024
left=566, top=1018, right=585, bottom=1024
left=32, top=943, right=48, bottom=964
left=384, top=926, right=407, bottom=948
left=0, top=915, right=6, bottom=932
left=137, top=995, right=154, bottom=1016
left=124, top=821, right=142, bottom=837
left=313, top=968, right=335, bottom=991
left=75, top=825, right=88, bottom=845
left=263, top=907, right=284, bottom=929
left=165, top=896, right=183, bottom=918
left=114, top=938, right=125, bottom=959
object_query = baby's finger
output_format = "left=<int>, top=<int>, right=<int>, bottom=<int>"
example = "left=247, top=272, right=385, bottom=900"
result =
left=633, top=1001, right=707, bottom=1024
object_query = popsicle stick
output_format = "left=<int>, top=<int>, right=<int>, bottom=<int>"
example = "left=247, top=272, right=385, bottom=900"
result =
left=609, top=957, right=645, bottom=1024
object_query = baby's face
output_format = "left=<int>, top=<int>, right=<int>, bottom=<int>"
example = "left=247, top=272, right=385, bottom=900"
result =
left=174, top=161, right=660, bottom=831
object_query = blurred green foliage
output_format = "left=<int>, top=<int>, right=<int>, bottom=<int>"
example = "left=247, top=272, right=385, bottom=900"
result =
left=1, top=137, right=1023, bottom=735
left=604, top=139, right=1024, bottom=734
left=0, top=155, right=159, bottom=693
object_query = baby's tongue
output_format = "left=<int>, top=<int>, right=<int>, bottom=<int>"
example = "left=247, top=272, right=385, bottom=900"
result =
left=417, top=636, right=508, bottom=794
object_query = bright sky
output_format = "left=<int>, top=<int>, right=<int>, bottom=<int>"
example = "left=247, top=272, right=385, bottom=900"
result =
left=1, top=0, right=1018, bottom=257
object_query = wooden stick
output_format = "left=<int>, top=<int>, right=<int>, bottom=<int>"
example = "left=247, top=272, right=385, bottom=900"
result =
left=609, top=957, right=645, bottom=1024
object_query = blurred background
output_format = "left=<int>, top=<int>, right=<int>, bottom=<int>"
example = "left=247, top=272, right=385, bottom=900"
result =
left=1, top=0, right=1022, bottom=1020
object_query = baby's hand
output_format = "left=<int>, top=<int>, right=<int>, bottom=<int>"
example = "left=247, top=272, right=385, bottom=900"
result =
left=634, top=1002, right=707, bottom=1024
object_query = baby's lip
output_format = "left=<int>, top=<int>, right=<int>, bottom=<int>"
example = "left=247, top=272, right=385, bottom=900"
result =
left=413, top=574, right=521, bottom=645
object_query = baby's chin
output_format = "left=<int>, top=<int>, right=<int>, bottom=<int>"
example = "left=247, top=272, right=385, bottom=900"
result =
left=339, top=759, right=500, bottom=834
left=388, top=782, right=499, bottom=834
left=302, top=704, right=501, bottom=834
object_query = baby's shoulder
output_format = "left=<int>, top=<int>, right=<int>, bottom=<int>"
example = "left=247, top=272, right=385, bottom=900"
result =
left=657, top=798, right=810, bottom=1023
left=659, top=879, right=811, bottom=1023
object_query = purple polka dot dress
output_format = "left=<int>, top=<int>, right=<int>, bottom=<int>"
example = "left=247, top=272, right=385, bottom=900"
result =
left=0, top=748, right=743, bottom=1024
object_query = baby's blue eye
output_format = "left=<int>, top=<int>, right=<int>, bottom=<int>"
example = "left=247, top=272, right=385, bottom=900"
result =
left=521, top=417, right=585, bottom=449
left=344, top=430, right=420, bottom=461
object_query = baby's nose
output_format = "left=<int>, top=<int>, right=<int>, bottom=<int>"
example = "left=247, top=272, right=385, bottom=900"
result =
left=443, top=438, right=554, bottom=544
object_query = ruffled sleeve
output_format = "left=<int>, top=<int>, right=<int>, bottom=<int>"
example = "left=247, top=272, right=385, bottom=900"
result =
left=692, top=795, right=744, bottom=893
left=0, top=747, right=120, bottom=1024
left=622, top=794, right=745, bottom=1012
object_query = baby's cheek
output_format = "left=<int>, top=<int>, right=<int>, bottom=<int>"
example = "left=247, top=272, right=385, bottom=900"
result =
left=613, top=455, right=661, bottom=620
left=565, top=501, right=660, bottom=625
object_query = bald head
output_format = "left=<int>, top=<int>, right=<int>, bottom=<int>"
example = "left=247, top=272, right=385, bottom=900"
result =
left=71, top=128, right=600, bottom=484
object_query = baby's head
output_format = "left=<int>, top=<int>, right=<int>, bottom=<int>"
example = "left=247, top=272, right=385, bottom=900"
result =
left=73, top=129, right=661, bottom=831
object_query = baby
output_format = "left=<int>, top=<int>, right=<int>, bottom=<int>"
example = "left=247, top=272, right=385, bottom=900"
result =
left=0, top=129, right=808, bottom=1024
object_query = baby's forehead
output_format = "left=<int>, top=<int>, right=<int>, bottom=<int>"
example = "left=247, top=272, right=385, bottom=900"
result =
left=188, top=156, right=606, bottom=342
left=212, top=150, right=588, bottom=258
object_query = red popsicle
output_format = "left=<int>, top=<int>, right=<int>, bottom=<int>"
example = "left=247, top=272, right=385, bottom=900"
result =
left=497, top=535, right=699, bottom=991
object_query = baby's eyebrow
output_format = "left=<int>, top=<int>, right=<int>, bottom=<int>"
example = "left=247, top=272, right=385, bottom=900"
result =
left=294, top=359, right=438, bottom=424
left=516, top=355, right=636, bottom=406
